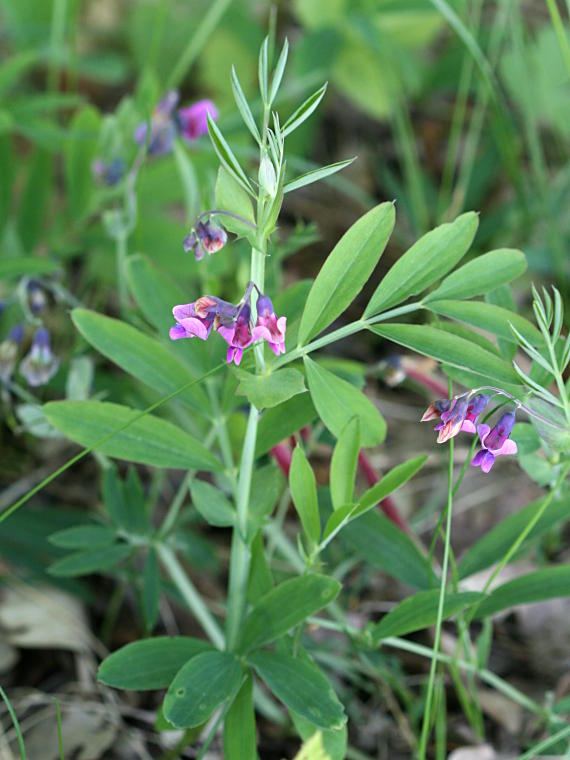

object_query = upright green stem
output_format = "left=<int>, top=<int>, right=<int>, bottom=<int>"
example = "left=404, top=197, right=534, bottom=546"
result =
left=116, top=230, right=128, bottom=314
left=418, top=433, right=455, bottom=759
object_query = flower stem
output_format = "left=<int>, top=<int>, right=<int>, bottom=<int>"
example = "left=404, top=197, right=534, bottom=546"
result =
left=157, top=544, right=224, bottom=649
left=418, top=411, right=455, bottom=759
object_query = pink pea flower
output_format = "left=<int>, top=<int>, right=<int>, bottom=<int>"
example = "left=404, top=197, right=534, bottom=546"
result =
left=461, top=393, right=490, bottom=434
left=252, top=294, right=286, bottom=356
left=471, top=411, right=517, bottom=473
left=421, top=397, right=454, bottom=422
left=177, top=100, right=218, bottom=142
left=169, top=296, right=237, bottom=341
left=134, top=90, right=180, bottom=156
left=435, top=398, right=469, bottom=443
left=217, top=305, right=253, bottom=366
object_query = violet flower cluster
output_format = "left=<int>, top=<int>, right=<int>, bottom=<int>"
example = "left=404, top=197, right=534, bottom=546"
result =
left=169, top=288, right=286, bottom=367
left=422, top=393, right=518, bottom=473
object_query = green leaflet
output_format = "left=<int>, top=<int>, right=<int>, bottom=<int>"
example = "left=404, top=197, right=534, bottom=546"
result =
left=44, top=400, right=222, bottom=471
left=72, top=309, right=211, bottom=414
left=98, top=637, right=212, bottom=691
left=304, top=357, right=386, bottom=447
left=364, top=211, right=478, bottom=317
left=370, top=324, right=518, bottom=385
left=424, top=249, right=527, bottom=302
left=248, top=649, right=346, bottom=730
left=239, top=574, right=340, bottom=652
left=163, top=650, right=242, bottom=728
left=298, top=202, right=395, bottom=345
left=368, top=590, right=484, bottom=642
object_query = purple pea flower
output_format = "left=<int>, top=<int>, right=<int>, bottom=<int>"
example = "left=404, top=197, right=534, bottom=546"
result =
left=252, top=294, right=287, bottom=356
left=134, top=90, right=180, bottom=156
left=92, top=157, right=126, bottom=186
left=169, top=296, right=238, bottom=341
left=421, top=397, right=454, bottom=422
left=217, top=304, right=254, bottom=366
left=461, top=393, right=490, bottom=434
left=19, top=327, right=59, bottom=387
left=196, top=220, right=227, bottom=256
left=471, top=411, right=517, bottom=473
left=435, top=398, right=469, bottom=444
left=27, top=280, right=48, bottom=315
left=177, top=100, right=218, bottom=142
left=0, top=324, right=24, bottom=383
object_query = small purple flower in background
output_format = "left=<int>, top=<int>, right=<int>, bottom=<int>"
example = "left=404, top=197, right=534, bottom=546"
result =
left=19, top=327, right=59, bottom=387
left=134, top=90, right=179, bottom=156
left=461, top=393, right=490, bottom=434
left=217, top=305, right=254, bottom=366
left=177, top=100, right=218, bottom=142
left=471, top=411, right=517, bottom=473
left=421, top=397, right=454, bottom=422
left=0, top=325, right=24, bottom=383
left=183, top=230, right=200, bottom=259
left=252, top=294, right=287, bottom=356
left=27, top=280, right=48, bottom=315
left=169, top=296, right=238, bottom=341
left=92, top=157, right=126, bottom=186
left=435, top=398, right=469, bottom=443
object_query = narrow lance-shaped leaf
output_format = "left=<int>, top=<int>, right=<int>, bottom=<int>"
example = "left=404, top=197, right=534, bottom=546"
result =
left=370, top=324, right=519, bottom=385
left=330, top=418, right=360, bottom=511
left=44, top=401, right=223, bottom=471
left=98, top=637, right=212, bottom=691
left=299, top=201, right=395, bottom=345
left=283, top=83, right=327, bottom=137
left=223, top=675, right=257, bottom=760
left=364, top=211, right=479, bottom=317
left=269, top=37, right=289, bottom=104
left=231, top=66, right=261, bottom=144
left=289, top=446, right=321, bottom=545
left=207, top=113, right=254, bottom=196
left=258, top=36, right=269, bottom=104
left=305, top=357, right=386, bottom=447
left=284, top=158, right=355, bottom=194
left=190, top=479, right=235, bottom=527
left=239, top=574, right=340, bottom=652
left=424, top=249, right=527, bottom=303
left=473, top=565, right=570, bottom=619
left=49, top=544, right=132, bottom=577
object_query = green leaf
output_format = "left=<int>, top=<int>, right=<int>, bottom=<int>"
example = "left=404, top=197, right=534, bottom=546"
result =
left=231, top=66, right=261, bottom=144
left=370, top=324, right=518, bottom=385
left=283, top=83, right=327, bottom=137
left=299, top=202, right=395, bottom=345
left=236, top=368, right=306, bottom=410
left=291, top=713, right=347, bottom=760
left=48, top=525, right=117, bottom=549
left=284, top=158, right=355, bottom=194
left=190, top=480, right=235, bottom=528
left=304, top=357, right=386, bottom=447
left=214, top=166, right=256, bottom=239
left=163, top=651, right=242, bottom=728
left=330, top=418, right=360, bottom=511
left=72, top=309, right=210, bottom=414
left=207, top=113, right=253, bottom=195
left=424, top=249, right=527, bottom=302
left=426, top=300, right=543, bottom=347
left=17, top=147, right=52, bottom=251
left=223, top=674, right=257, bottom=760
left=64, top=106, right=100, bottom=220
left=48, top=544, right=132, bottom=577
left=343, top=512, right=435, bottom=589
left=353, top=455, right=428, bottom=518
left=142, top=547, right=160, bottom=631
left=0, top=258, right=59, bottom=279
left=474, top=565, right=570, bottom=619
left=269, top=38, right=289, bottom=104
left=368, top=590, right=484, bottom=643
left=125, top=255, right=187, bottom=338
left=98, top=636, right=212, bottom=691
left=458, top=495, right=570, bottom=580
left=44, top=401, right=222, bottom=471
left=239, top=574, right=340, bottom=653
left=255, top=393, right=317, bottom=457
left=289, top=446, right=321, bottom=546
left=248, top=649, right=346, bottom=730
left=258, top=37, right=269, bottom=104
left=364, top=211, right=479, bottom=317
left=248, top=464, right=285, bottom=537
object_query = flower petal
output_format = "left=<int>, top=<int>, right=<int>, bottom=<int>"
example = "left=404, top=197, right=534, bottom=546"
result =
left=476, top=423, right=491, bottom=445
left=495, top=439, right=518, bottom=457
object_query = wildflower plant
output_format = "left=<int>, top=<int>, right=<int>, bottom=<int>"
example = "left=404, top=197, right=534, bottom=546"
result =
left=3, top=33, right=570, bottom=760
